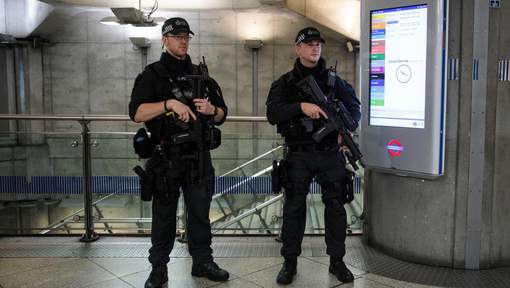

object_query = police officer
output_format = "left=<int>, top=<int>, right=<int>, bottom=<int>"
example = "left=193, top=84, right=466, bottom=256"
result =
left=266, top=27, right=361, bottom=285
left=129, top=17, right=229, bottom=288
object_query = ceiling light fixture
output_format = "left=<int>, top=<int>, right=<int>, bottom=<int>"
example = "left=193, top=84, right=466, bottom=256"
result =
left=100, top=0, right=165, bottom=27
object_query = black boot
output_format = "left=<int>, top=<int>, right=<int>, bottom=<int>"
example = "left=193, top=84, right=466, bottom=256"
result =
left=329, top=258, right=354, bottom=283
left=276, top=258, right=297, bottom=285
left=191, top=261, right=229, bottom=282
left=144, top=266, right=168, bottom=288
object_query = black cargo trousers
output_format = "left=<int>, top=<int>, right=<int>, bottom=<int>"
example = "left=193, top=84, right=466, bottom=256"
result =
left=281, top=148, right=347, bottom=259
left=148, top=150, right=215, bottom=269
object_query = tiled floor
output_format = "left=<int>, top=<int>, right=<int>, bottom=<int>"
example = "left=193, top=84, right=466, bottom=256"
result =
left=0, top=236, right=509, bottom=288
left=0, top=256, right=434, bottom=288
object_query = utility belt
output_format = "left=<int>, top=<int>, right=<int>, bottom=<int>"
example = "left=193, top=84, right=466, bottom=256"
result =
left=160, top=141, right=198, bottom=160
left=133, top=125, right=220, bottom=160
left=133, top=144, right=202, bottom=202
left=166, top=126, right=221, bottom=151
left=271, top=142, right=354, bottom=204
left=132, top=123, right=219, bottom=201
left=277, top=118, right=320, bottom=138
left=285, top=141, right=339, bottom=153
left=271, top=140, right=337, bottom=194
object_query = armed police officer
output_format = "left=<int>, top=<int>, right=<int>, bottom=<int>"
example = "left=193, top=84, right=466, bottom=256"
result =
left=129, top=17, right=230, bottom=288
left=266, top=27, right=361, bottom=285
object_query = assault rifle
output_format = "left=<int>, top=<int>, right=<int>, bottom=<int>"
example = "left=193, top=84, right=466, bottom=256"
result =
left=165, top=57, right=220, bottom=182
left=295, top=75, right=365, bottom=170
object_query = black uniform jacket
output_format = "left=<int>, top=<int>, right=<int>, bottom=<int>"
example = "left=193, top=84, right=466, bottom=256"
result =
left=129, top=52, right=228, bottom=144
left=266, top=57, right=361, bottom=146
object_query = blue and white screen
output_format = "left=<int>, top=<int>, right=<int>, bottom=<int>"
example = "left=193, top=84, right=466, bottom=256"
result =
left=369, top=4, right=428, bottom=129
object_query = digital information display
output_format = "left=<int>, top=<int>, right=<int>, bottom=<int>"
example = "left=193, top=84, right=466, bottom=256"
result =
left=361, top=0, right=447, bottom=177
left=369, top=5, right=428, bottom=129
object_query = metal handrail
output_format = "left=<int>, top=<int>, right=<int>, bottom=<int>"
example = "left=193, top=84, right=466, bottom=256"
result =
left=0, top=114, right=129, bottom=121
left=213, top=194, right=283, bottom=232
left=1, top=114, right=273, bottom=239
left=219, top=145, right=282, bottom=178
left=39, top=192, right=117, bottom=234
left=212, top=165, right=273, bottom=200
left=0, top=114, right=268, bottom=122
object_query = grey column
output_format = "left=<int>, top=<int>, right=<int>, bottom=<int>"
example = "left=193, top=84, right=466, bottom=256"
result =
left=465, top=0, right=489, bottom=270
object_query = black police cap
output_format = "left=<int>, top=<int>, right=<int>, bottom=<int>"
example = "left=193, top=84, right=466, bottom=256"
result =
left=162, top=17, right=194, bottom=36
left=295, top=27, right=325, bottom=44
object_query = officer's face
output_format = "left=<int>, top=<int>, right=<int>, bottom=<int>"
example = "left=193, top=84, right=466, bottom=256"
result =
left=163, top=32, right=191, bottom=59
left=296, top=40, right=322, bottom=67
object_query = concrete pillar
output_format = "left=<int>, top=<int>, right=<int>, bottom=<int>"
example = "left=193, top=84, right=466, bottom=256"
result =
left=364, top=0, right=510, bottom=269
left=27, top=46, right=45, bottom=145
left=486, top=0, right=510, bottom=268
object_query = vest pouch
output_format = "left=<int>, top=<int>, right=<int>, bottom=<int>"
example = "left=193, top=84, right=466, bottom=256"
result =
left=208, top=127, right=221, bottom=150
left=277, top=121, right=301, bottom=138
left=299, top=118, right=315, bottom=133
left=133, top=128, right=155, bottom=159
